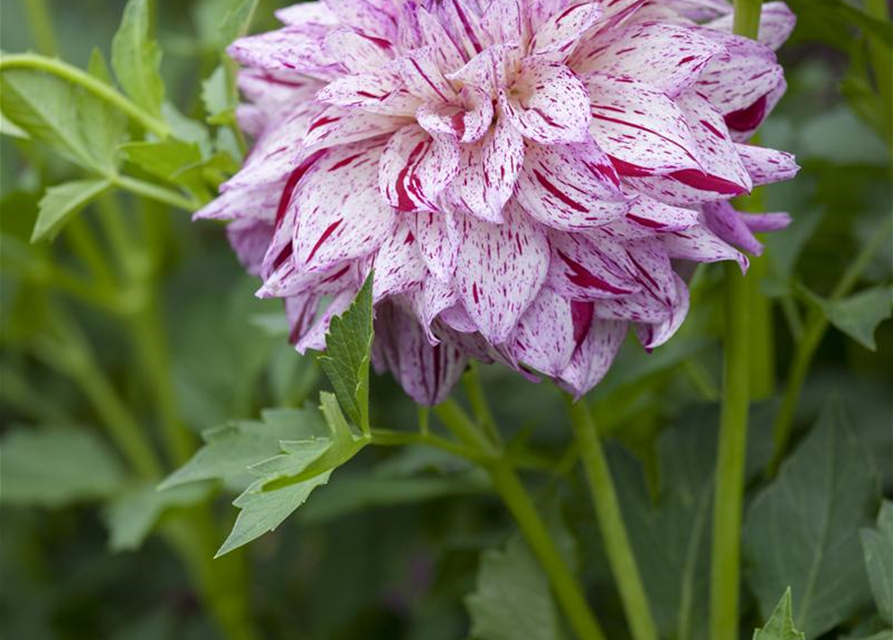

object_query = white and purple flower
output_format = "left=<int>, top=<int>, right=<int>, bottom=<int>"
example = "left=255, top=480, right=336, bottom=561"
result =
left=197, top=0, right=799, bottom=405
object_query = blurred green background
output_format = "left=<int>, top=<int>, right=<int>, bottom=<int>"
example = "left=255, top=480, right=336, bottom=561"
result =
left=1, top=1, right=891, bottom=639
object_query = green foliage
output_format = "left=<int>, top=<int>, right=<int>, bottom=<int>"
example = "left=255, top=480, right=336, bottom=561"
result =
left=104, top=482, right=211, bottom=552
left=111, top=0, right=165, bottom=119
left=318, top=275, right=374, bottom=434
left=80, top=49, right=128, bottom=172
left=0, top=426, right=124, bottom=507
left=861, top=501, right=893, bottom=624
left=32, top=179, right=112, bottom=242
left=817, top=286, right=893, bottom=351
left=466, top=533, right=567, bottom=640
left=743, top=401, right=878, bottom=639
left=217, top=0, right=260, bottom=51
left=752, top=589, right=806, bottom=640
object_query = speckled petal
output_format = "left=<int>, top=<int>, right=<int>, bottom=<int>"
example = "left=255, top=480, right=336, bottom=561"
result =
left=379, top=124, right=461, bottom=212
left=530, top=2, right=603, bottom=62
left=736, top=144, right=799, bottom=186
left=507, top=288, right=577, bottom=376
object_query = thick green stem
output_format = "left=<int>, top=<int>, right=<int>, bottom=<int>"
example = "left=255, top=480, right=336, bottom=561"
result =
left=0, top=54, right=170, bottom=138
left=489, top=461, right=607, bottom=640
left=567, top=396, right=658, bottom=640
left=710, top=263, right=752, bottom=640
left=770, top=214, right=893, bottom=472
left=435, top=400, right=606, bottom=640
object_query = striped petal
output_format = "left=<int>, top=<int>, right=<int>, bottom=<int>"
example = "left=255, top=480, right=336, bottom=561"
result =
left=507, top=288, right=577, bottom=376
left=530, top=2, right=604, bottom=62
left=379, top=124, right=461, bottom=212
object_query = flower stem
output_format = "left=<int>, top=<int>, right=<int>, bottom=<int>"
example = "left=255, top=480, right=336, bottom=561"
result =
left=434, top=400, right=607, bottom=640
left=566, top=396, right=658, bottom=640
left=114, top=176, right=198, bottom=212
left=770, top=213, right=893, bottom=473
left=21, top=0, right=57, bottom=57
left=0, top=53, right=170, bottom=138
left=710, top=263, right=752, bottom=640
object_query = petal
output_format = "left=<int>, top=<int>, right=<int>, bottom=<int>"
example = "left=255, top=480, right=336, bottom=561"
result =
left=705, top=1, right=796, bottom=51
left=295, top=290, right=355, bottom=354
left=480, top=0, right=531, bottom=48
left=194, top=182, right=281, bottom=221
left=238, top=69, right=323, bottom=121
left=530, top=2, right=604, bottom=62
left=303, top=106, right=407, bottom=153
left=516, top=137, right=630, bottom=231
left=742, top=212, right=791, bottom=233
left=228, top=26, right=337, bottom=79
left=623, top=91, right=751, bottom=205
left=447, top=44, right=522, bottom=98
left=397, top=47, right=459, bottom=103
left=702, top=200, right=763, bottom=255
left=324, top=28, right=395, bottom=74
left=587, top=74, right=702, bottom=175
left=558, top=313, right=628, bottom=398
left=379, top=124, right=461, bottom=213
left=507, top=288, right=577, bottom=376
left=417, top=86, right=494, bottom=143
left=375, top=303, right=467, bottom=405
left=442, top=116, right=525, bottom=223
left=574, top=23, right=726, bottom=97
left=661, top=223, right=749, bottom=272
left=454, top=202, right=551, bottom=343
left=367, top=222, right=428, bottom=301
left=294, top=140, right=398, bottom=272
left=285, top=292, right=323, bottom=348
left=227, top=219, right=274, bottom=277
left=317, top=69, right=421, bottom=116
left=546, top=231, right=640, bottom=301
left=634, top=272, right=690, bottom=349
left=500, top=58, right=591, bottom=144
left=736, top=144, right=799, bottom=186
left=258, top=261, right=354, bottom=299
left=408, top=275, right=460, bottom=343
left=624, top=197, right=700, bottom=232
left=275, top=3, right=338, bottom=26
left=409, top=211, right=458, bottom=281
left=321, top=0, right=398, bottom=38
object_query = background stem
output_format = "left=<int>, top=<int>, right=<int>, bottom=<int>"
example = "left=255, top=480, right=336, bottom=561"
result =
left=567, top=397, right=658, bottom=640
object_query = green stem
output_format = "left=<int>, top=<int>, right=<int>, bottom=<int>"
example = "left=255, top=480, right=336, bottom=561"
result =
left=770, top=214, right=893, bottom=472
left=370, top=428, right=492, bottom=465
left=710, top=263, right=752, bottom=640
left=434, top=400, right=606, bottom=640
left=114, top=176, right=198, bottom=211
left=0, top=54, right=170, bottom=138
left=732, top=0, right=763, bottom=39
left=462, top=364, right=503, bottom=447
left=21, top=0, right=57, bottom=57
left=566, top=396, right=658, bottom=640
left=489, top=461, right=607, bottom=640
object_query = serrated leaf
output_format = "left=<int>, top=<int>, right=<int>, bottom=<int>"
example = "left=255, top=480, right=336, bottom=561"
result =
left=466, top=533, right=567, bottom=640
left=861, top=501, right=893, bottom=624
left=216, top=438, right=333, bottom=557
left=201, top=65, right=233, bottom=121
left=1, top=70, right=101, bottom=171
left=743, top=400, right=878, bottom=639
left=0, top=426, right=124, bottom=507
left=111, top=0, right=165, bottom=118
left=32, top=179, right=112, bottom=243
left=318, top=275, right=374, bottom=433
left=753, top=589, right=806, bottom=640
left=79, top=49, right=128, bottom=172
left=158, top=407, right=328, bottom=491
left=822, top=287, right=893, bottom=351
left=104, top=482, right=211, bottom=552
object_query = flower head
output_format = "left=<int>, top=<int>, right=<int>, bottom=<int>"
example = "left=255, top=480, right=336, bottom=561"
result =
left=198, top=0, right=799, bottom=404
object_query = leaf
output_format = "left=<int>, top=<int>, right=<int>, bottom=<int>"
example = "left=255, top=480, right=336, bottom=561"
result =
left=119, top=139, right=203, bottom=181
left=0, top=426, right=124, bottom=507
left=201, top=65, right=233, bottom=122
left=786, top=0, right=893, bottom=47
left=79, top=48, right=128, bottom=172
left=215, top=438, right=333, bottom=557
left=861, top=501, right=893, bottom=624
left=111, top=0, right=165, bottom=118
left=318, top=274, right=374, bottom=433
left=0, top=109, right=29, bottom=139
left=466, top=533, right=567, bottom=640
left=158, top=407, right=328, bottom=491
left=104, top=482, right=211, bottom=552
left=1, top=70, right=101, bottom=171
left=752, top=589, right=806, bottom=640
left=743, top=400, right=878, bottom=639
left=821, top=286, right=893, bottom=351
left=217, top=0, right=260, bottom=50
left=32, top=179, right=113, bottom=243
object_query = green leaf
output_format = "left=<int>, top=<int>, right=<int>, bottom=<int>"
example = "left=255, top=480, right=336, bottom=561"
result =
left=1, top=70, right=101, bottom=171
left=318, top=274, right=374, bottom=433
left=217, top=0, right=260, bottom=50
left=119, top=139, right=203, bottom=181
left=743, top=400, right=878, bottom=639
left=861, top=501, right=893, bottom=624
left=104, top=482, right=211, bottom=552
left=821, top=286, right=893, bottom=351
left=32, top=179, right=113, bottom=243
left=201, top=65, right=233, bottom=122
left=785, top=0, right=893, bottom=47
left=0, top=109, right=29, bottom=139
left=215, top=438, right=333, bottom=557
left=752, top=589, right=806, bottom=640
left=79, top=48, right=128, bottom=172
left=0, top=426, right=124, bottom=507
left=466, top=533, right=567, bottom=640
left=158, top=407, right=328, bottom=491
left=111, top=0, right=165, bottom=118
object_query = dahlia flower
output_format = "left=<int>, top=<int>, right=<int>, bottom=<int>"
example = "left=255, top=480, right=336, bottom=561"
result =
left=197, top=0, right=799, bottom=405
